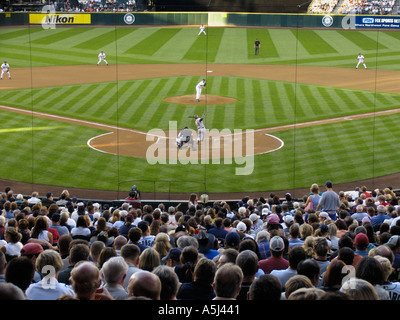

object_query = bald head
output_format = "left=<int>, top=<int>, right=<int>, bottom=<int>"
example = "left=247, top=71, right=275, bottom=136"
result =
left=371, top=245, right=395, bottom=264
left=70, top=261, right=101, bottom=299
left=127, top=270, right=161, bottom=300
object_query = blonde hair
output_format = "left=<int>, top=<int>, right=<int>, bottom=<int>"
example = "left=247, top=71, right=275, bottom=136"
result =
left=139, top=248, right=160, bottom=272
left=340, top=278, right=379, bottom=300
left=36, top=250, right=63, bottom=276
left=153, top=233, right=172, bottom=257
left=374, top=256, right=392, bottom=281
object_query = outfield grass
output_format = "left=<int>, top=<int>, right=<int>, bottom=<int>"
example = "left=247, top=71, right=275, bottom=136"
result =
left=1, top=25, right=400, bottom=193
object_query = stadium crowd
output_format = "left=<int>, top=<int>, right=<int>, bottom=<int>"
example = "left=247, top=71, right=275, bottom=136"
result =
left=308, top=0, right=339, bottom=14
left=338, top=0, right=396, bottom=14
left=308, top=0, right=396, bottom=14
left=0, top=181, right=400, bottom=300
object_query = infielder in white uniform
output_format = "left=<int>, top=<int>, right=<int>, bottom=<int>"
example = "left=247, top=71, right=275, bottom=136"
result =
left=195, top=79, right=206, bottom=102
left=356, top=53, right=367, bottom=69
left=176, top=126, right=196, bottom=150
left=97, top=51, right=108, bottom=66
left=1, top=61, right=11, bottom=80
left=194, top=113, right=206, bottom=143
left=198, top=25, right=206, bottom=36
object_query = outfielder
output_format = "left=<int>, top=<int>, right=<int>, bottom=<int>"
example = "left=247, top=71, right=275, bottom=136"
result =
left=176, top=126, right=196, bottom=150
left=1, top=61, right=11, bottom=80
left=97, top=51, right=108, bottom=66
left=198, top=25, right=206, bottom=36
left=194, top=114, right=206, bottom=143
left=356, top=53, right=367, bottom=69
left=195, top=79, right=206, bottom=102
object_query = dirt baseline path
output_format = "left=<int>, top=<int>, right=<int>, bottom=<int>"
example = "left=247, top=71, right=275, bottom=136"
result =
left=1, top=63, right=400, bottom=199
left=1, top=64, right=400, bottom=94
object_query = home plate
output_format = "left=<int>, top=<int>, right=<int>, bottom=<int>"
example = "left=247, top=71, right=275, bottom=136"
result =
left=207, top=70, right=213, bottom=73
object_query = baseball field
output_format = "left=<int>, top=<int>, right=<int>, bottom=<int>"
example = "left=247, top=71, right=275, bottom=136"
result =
left=0, top=24, right=400, bottom=195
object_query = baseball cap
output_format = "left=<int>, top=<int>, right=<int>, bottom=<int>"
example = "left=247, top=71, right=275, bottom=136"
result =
left=236, top=221, right=247, bottom=232
left=354, top=233, right=369, bottom=247
left=319, top=212, right=330, bottom=220
left=270, top=236, right=285, bottom=251
left=249, top=213, right=260, bottom=222
left=325, top=180, right=333, bottom=188
left=162, top=248, right=182, bottom=262
left=262, top=208, right=270, bottom=215
left=283, top=215, right=294, bottom=224
left=225, top=232, right=240, bottom=248
left=20, top=243, right=43, bottom=256
left=385, top=235, right=400, bottom=250
left=266, top=214, right=280, bottom=225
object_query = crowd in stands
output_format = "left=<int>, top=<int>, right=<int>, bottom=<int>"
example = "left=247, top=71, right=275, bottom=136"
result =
left=45, top=0, right=138, bottom=13
left=308, top=0, right=339, bottom=14
left=308, top=0, right=396, bottom=14
left=0, top=181, right=400, bottom=301
left=338, top=0, right=396, bottom=14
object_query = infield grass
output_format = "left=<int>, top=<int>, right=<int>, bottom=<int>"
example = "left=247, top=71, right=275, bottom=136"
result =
left=1, top=25, right=400, bottom=193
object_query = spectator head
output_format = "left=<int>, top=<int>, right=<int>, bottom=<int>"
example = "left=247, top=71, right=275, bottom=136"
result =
left=70, top=261, right=101, bottom=300
left=247, top=274, right=282, bottom=300
left=152, top=265, right=179, bottom=300
left=127, top=270, right=161, bottom=300
left=269, top=236, right=285, bottom=256
left=213, top=263, right=243, bottom=300
left=297, top=259, right=321, bottom=287
left=0, top=283, right=25, bottom=300
left=340, top=278, right=379, bottom=300
left=5, top=256, right=35, bottom=293
left=101, top=256, right=128, bottom=285
left=235, top=250, right=258, bottom=279
left=284, top=275, right=313, bottom=300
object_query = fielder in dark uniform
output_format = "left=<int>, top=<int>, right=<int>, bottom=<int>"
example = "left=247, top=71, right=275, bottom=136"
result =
left=254, top=39, right=260, bottom=56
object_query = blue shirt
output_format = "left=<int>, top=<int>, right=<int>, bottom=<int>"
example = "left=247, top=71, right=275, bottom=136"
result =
left=371, top=214, right=391, bottom=228
left=289, top=238, right=305, bottom=249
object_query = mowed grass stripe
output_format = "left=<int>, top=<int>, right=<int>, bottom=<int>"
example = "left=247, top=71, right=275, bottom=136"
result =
left=73, top=29, right=121, bottom=51
left=65, top=84, right=106, bottom=114
left=146, top=77, right=183, bottom=128
left=136, top=78, right=172, bottom=128
left=76, top=83, right=116, bottom=116
left=316, top=87, right=341, bottom=114
left=30, top=28, right=93, bottom=45
left=0, top=28, right=43, bottom=41
left=183, top=28, right=224, bottom=62
left=108, top=81, right=141, bottom=121
left=247, top=29, right=279, bottom=59
left=215, top=28, right=247, bottom=63
left=113, top=81, right=147, bottom=121
left=293, top=30, right=338, bottom=55
left=337, top=30, right=386, bottom=51
left=124, top=28, right=181, bottom=56
left=151, top=28, right=198, bottom=61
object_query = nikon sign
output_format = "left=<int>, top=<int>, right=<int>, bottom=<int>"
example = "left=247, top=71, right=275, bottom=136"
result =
left=29, top=13, right=91, bottom=26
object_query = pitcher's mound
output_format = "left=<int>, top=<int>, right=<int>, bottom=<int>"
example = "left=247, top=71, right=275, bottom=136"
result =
left=163, top=95, right=237, bottom=105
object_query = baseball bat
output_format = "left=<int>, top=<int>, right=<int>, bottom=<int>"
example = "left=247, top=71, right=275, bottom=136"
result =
left=188, top=116, right=195, bottom=118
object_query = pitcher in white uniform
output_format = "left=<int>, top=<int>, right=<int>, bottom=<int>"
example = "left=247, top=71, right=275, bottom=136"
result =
left=195, top=79, right=206, bottom=102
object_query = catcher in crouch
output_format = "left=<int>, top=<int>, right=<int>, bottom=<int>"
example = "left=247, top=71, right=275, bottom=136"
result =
left=176, top=126, right=196, bottom=150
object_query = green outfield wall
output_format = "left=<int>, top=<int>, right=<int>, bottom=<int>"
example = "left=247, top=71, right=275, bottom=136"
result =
left=1, top=11, right=399, bottom=29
